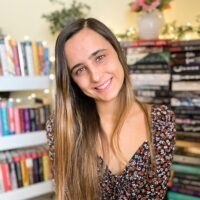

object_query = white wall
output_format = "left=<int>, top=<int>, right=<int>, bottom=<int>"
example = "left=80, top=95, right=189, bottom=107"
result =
left=0, top=0, right=199, bottom=56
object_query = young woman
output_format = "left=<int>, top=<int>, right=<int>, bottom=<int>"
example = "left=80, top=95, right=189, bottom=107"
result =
left=46, top=18, right=176, bottom=200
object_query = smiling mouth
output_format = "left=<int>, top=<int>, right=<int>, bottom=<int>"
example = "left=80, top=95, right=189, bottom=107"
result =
left=95, top=78, right=112, bottom=91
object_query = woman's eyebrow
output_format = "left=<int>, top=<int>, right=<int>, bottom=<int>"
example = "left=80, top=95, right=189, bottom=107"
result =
left=88, top=48, right=107, bottom=60
left=70, top=49, right=107, bottom=73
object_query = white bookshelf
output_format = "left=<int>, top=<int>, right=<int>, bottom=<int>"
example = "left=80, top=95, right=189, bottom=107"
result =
left=0, top=76, right=53, bottom=198
left=0, top=131, right=47, bottom=151
left=0, top=181, right=54, bottom=200
left=0, top=76, right=50, bottom=91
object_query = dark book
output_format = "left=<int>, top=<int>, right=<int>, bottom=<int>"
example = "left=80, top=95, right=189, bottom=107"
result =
left=174, top=172, right=200, bottom=182
left=171, top=51, right=200, bottom=59
left=171, top=185, right=200, bottom=197
left=13, top=153, right=23, bottom=188
left=171, top=56, right=200, bottom=65
left=23, top=108, right=30, bottom=132
left=176, top=132, right=200, bottom=142
left=173, top=177, right=200, bottom=187
left=171, top=65, right=200, bottom=74
left=29, top=108, right=36, bottom=132
left=34, top=108, right=41, bottom=131
left=134, top=52, right=170, bottom=65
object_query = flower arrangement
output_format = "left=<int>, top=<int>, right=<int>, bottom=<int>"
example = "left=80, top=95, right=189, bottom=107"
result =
left=130, top=0, right=173, bottom=13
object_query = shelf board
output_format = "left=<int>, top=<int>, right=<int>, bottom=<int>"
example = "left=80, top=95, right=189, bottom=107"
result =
left=0, top=76, right=51, bottom=91
left=0, top=131, right=47, bottom=151
left=0, top=181, right=54, bottom=200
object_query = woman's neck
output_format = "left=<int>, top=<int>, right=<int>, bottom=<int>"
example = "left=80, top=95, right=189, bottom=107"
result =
left=96, top=98, right=120, bottom=125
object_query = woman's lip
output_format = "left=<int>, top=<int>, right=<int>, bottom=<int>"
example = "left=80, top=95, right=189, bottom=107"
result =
left=95, top=78, right=112, bottom=90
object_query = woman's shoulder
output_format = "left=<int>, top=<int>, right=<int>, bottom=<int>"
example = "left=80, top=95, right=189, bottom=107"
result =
left=151, top=104, right=175, bottom=125
left=151, top=104, right=176, bottom=153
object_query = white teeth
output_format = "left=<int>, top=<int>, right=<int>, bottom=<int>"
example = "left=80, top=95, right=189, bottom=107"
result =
left=95, top=79, right=111, bottom=90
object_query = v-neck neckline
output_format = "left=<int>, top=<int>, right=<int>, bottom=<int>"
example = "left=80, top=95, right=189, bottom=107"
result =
left=98, top=141, right=148, bottom=177
left=98, top=104, right=155, bottom=177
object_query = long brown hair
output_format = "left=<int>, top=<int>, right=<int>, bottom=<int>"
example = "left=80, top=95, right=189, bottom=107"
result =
left=54, top=18, right=155, bottom=200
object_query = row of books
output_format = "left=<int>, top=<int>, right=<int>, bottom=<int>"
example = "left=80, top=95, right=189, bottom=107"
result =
left=0, top=37, right=50, bottom=77
left=0, top=99, right=50, bottom=136
left=124, top=41, right=171, bottom=105
left=0, top=146, right=51, bottom=193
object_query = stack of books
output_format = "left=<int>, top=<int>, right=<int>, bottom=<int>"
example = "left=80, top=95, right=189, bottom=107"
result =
left=121, top=40, right=171, bottom=105
left=168, top=146, right=200, bottom=199
left=167, top=40, right=200, bottom=199
left=169, top=40, right=200, bottom=142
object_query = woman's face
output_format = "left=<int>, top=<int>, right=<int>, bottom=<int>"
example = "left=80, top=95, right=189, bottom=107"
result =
left=64, top=28, right=124, bottom=104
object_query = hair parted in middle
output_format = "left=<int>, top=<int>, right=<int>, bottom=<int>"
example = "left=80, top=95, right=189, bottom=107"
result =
left=54, top=18, right=154, bottom=200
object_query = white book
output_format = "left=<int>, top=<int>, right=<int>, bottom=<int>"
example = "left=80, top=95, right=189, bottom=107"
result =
left=172, top=81, right=200, bottom=91
left=25, top=41, right=34, bottom=76
left=0, top=42, right=10, bottom=76
left=17, top=42, right=25, bottom=76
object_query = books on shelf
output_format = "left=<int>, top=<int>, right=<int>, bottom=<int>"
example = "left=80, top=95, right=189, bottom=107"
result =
left=0, top=99, right=50, bottom=136
left=0, top=146, right=51, bottom=193
left=0, top=37, right=51, bottom=77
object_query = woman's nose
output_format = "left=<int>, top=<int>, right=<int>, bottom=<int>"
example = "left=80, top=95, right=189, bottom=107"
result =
left=89, top=67, right=102, bottom=82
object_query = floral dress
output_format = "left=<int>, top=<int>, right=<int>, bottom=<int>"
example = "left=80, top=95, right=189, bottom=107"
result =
left=46, top=104, right=176, bottom=200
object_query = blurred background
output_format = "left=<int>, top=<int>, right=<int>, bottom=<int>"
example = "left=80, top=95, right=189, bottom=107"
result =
left=0, top=0, right=199, bottom=200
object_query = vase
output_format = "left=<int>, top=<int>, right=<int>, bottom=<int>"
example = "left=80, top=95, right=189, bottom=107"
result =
left=136, top=9, right=164, bottom=40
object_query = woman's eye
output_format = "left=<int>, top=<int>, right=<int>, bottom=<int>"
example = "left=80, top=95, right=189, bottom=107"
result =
left=75, top=67, right=86, bottom=75
left=96, top=55, right=105, bottom=62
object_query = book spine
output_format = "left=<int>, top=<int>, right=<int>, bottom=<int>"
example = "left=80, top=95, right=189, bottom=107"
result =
left=0, top=40, right=9, bottom=76
left=13, top=107, right=21, bottom=134
left=35, top=108, right=41, bottom=131
left=20, top=42, right=29, bottom=76
left=7, top=101, right=15, bottom=135
left=44, top=47, right=50, bottom=75
left=24, top=108, right=30, bottom=132
left=13, top=154, right=23, bottom=188
left=20, top=154, right=29, bottom=187
left=31, top=41, right=40, bottom=76
left=31, top=152, right=39, bottom=183
left=11, top=40, right=21, bottom=76
left=0, top=160, right=11, bottom=191
left=6, top=152, right=18, bottom=190
left=4, top=37, right=15, bottom=76
left=37, top=42, right=45, bottom=75
left=25, top=152, right=34, bottom=185
left=17, top=41, right=25, bottom=76
left=42, top=150, right=50, bottom=181
left=19, top=108, right=25, bottom=133
left=0, top=101, right=10, bottom=136
left=0, top=106, right=2, bottom=136
left=0, top=163, right=4, bottom=193
left=25, top=41, right=34, bottom=76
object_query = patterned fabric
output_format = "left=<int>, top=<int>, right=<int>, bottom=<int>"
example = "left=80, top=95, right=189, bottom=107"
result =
left=46, top=104, right=176, bottom=200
